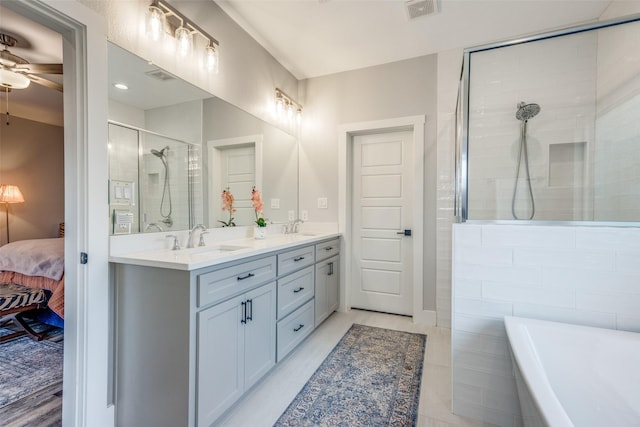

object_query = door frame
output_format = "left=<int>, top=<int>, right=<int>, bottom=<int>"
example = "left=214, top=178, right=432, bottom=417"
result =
left=339, top=115, right=434, bottom=324
left=5, top=1, right=114, bottom=426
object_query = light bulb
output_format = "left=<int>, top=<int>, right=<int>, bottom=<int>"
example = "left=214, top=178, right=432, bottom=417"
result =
left=175, top=26, right=192, bottom=57
left=287, top=102, right=294, bottom=121
left=275, top=96, right=284, bottom=118
left=146, top=5, right=166, bottom=41
left=205, top=45, right=219, bottom=74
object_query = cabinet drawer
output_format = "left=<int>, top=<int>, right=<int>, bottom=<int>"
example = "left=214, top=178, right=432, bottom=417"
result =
left=197, top=256, right=276, bottom=307
left=277, top=299, right=314, bottom=362
left=315, top=238, right=339, bottom=262
left=277, top=266, right=314, bottom=319
left=277, top=245, right=315, bottom=276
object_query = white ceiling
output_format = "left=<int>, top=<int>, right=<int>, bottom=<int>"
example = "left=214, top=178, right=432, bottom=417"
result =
left=216, top=0, right=613, bottom=79
left=0, top=0, right=615, bottom=125
left=0, top=5, right=63, bottom=125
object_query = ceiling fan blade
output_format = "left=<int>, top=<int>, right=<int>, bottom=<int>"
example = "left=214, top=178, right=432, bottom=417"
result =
left=15, top=63, right=63, bottom=74
left=28, top=74, right=63, bottom=92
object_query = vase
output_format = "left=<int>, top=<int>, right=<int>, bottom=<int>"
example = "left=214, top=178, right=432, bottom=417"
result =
left=254, top=226, right=267, bottom=240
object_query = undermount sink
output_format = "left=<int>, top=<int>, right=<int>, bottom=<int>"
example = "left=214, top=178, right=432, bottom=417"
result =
left=184, top=244, right=248, bottom=255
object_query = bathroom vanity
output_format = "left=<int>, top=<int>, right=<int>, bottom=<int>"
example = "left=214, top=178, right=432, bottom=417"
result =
left=110, top=232, right=340, bottom=427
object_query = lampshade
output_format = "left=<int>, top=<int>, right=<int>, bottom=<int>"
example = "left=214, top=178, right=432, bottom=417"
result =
left=0, top=69, right=30, bottom=90
left=0, top=184, right=25, bottom=203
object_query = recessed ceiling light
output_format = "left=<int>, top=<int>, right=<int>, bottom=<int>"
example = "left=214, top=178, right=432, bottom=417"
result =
left=114, top=83, right=129, bottom=90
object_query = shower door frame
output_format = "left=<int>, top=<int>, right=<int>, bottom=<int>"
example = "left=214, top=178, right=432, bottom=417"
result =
left=457, top=13, right=640, bottom=225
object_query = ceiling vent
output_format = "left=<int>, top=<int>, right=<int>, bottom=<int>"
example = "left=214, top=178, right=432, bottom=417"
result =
left=145, top=68, right=176, bottom=81
left=405, top=0, right=439, bottom=20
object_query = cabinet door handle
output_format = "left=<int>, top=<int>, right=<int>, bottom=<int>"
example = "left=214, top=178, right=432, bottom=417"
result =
left=293, top=287, right=304, bottom=293
left=293, top=324, right=304, bottom=332
left=246, top=299, right=253, bottom=321
left=325, top=247, right=333, bottom=251
left=328, top=262, right=334, bottom=276
left=293, top=256, right=305, bottom=262
left=237, top=272, right=255, bottom=281
left=241, top=301, right=247, bottom=324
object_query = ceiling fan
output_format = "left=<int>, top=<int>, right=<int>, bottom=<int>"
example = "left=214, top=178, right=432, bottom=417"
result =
left=0, top=32, right=63, bottom=92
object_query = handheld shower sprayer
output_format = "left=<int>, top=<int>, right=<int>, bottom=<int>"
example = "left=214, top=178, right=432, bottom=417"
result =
left=512, top=102, right=540, bottom=220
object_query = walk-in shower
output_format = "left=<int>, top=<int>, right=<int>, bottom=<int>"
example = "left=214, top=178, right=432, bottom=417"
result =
left=458, top=14, right=640, bottom=224
left=511, top=102, right=540, bottom=220
left=151, top=146, right=173, bottom=227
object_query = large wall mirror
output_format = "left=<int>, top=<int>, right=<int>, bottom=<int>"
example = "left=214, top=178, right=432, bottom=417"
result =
left=107, top=43, right=298, bottom=234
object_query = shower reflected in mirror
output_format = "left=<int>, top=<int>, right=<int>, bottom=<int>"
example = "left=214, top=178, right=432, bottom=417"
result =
left=150, top=146, right=173, bottom=227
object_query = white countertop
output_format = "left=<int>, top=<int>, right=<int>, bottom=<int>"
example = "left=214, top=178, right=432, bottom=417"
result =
left=109, top=231, right=340, bottom=271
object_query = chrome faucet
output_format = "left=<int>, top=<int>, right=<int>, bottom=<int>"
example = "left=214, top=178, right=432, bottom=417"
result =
left=145, top=222, right=164, bottom=232
left=187, top=224, right=208, bottom=248
left=283, top=219, right=304, bottom=234
left=291, top=219, right=304, bottom=233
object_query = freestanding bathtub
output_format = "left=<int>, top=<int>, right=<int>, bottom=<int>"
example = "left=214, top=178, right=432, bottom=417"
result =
left=504, top=316, right=640, bottom=427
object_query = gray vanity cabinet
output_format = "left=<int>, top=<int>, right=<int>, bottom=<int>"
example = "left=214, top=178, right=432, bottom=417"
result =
left=113, top=236, right=340, bottom=427
left=197, top=281, right=276, bottom=427
left=314, top=239, right=340, bottom=326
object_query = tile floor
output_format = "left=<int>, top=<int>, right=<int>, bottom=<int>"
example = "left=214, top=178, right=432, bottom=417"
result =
left=217, top=309, right=496, bottom=427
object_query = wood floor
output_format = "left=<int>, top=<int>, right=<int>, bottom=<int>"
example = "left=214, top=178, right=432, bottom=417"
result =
left=0, top=324, right=63, bottom=427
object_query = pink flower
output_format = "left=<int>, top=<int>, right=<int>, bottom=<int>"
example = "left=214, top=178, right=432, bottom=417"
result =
left=252, top=187, right=266, bottom=227
left=221, top=188, right=236, bottom=213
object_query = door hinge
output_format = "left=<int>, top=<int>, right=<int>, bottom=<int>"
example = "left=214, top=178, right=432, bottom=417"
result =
left=80, top=252, right=88, bottom=264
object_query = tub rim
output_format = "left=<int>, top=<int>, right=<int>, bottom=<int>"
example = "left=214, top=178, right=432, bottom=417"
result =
left=504, top=315, right=574, bottom=427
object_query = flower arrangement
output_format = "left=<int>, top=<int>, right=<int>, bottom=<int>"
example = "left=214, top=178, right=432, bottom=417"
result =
left=218, top=187, right=236, bottom=227
left=251, top=186, right=266, bottom=227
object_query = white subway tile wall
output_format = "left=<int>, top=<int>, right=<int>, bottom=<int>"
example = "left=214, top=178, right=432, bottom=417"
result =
left=452, top=223, right=640, bottom=427
left=467, top=31, right=598, bottom=221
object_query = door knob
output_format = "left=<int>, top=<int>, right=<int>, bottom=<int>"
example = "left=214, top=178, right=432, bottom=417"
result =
left=396, top=229, right=412, bottom=236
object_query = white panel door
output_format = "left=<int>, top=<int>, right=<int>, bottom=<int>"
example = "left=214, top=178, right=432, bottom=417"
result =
left=351, top=131, right=413, bottom=315
left=221, top=146, right=255, bottom=226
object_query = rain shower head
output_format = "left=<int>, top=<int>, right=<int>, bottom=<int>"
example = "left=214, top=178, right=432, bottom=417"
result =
left=516, top=102, right=540, bottom=121
left=151, top=146, right=169, bottom=158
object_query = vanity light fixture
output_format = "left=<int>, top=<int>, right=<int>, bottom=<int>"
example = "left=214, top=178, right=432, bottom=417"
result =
left=274, top=88, right=303, bottom=125
left=144, top=0, right=220, bottom=73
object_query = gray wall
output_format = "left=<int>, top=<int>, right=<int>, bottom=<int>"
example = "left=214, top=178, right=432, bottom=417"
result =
left=299, top=54, right=438, bottom=311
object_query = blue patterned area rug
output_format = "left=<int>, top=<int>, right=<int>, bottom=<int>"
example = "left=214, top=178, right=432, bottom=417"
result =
left=0, top=329, right=64, bottom=408
left=274, top=324, right=427, bottom=427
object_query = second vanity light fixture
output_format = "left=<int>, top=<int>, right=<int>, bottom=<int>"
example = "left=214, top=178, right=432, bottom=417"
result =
left=146, top=0, right=220, bottom=73
left=274, top=88, right=302, bottom=124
